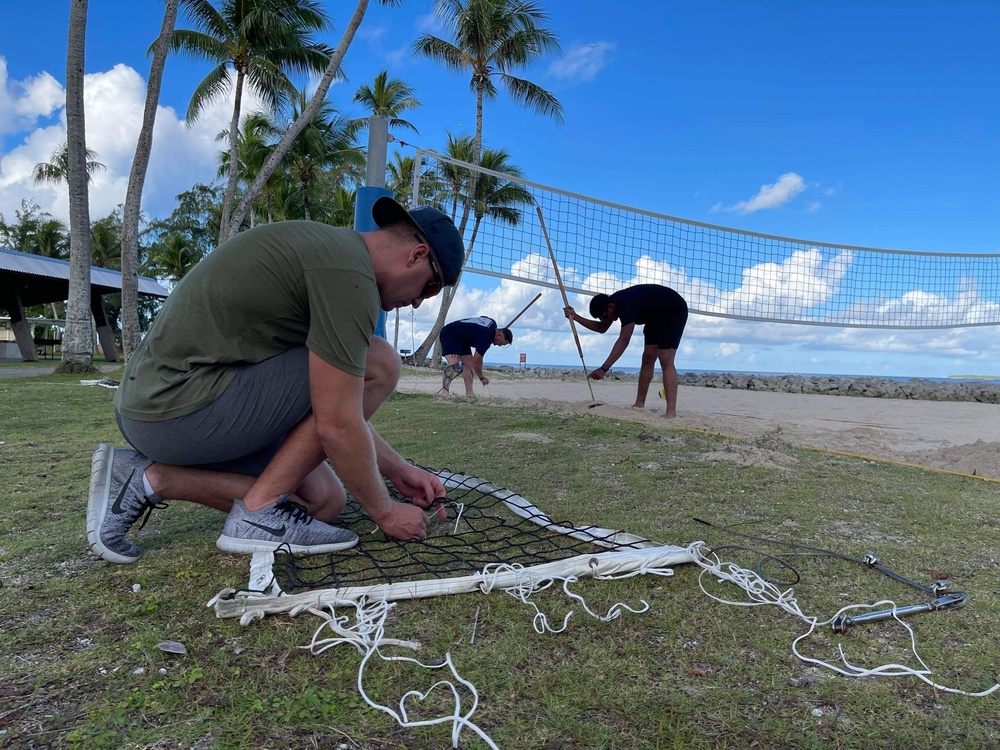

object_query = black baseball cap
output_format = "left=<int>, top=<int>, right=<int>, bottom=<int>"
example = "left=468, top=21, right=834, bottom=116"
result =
left=372, top=197, right=465, bottom=286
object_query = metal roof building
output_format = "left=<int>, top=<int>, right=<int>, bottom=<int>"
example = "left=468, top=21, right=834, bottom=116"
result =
left=0, top=247, right=170, bottom=362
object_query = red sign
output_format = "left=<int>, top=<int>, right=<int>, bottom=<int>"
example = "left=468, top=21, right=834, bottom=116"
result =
left=519, top=353, right=527, bottom=363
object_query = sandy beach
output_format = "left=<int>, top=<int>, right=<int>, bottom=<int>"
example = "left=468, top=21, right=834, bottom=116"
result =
left=5, top=362, right=998, bottom=480
left=396, top=371, right=1000, bottom=481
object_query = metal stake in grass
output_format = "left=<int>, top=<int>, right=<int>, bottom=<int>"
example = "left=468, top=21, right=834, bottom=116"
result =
left=537, top=206, right=599, bottom=405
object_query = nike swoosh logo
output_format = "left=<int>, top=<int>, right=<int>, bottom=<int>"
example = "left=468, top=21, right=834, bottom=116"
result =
left=245, top=519, right=287, bottom=536
left=112, top=469, right=136, bottom=514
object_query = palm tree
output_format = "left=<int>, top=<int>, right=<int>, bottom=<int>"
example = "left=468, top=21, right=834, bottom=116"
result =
left=61, top=0, right=98, bottom=373
left=352, top=70, right=421, bottom=135
left=89, top=210, right=123, bottom=270
left=216, top=111, right=282, bottom=225
left=409, top=0, right=561, bottom=364
left=122, top=0, right=179, bottom=361
left=33, top=218, right=70, bottom=259
left=147, top=234, right=204, bottom=284
left=438, top=131, right=476, bottom=219
left=283, top=89, right=363, bottom=221
left=0, top=201, right=68, bottom=258
left=386, top=153, right=416, bottom=204
left=224, top=0, right=405, bottom=241
left=326, top=185, right=357, bottom=228
left=413, top=0, right=563, bottom=173
left=386, top=152, right=443, bottom=208
left=411, top=145, right=534, bottom=363
left=32, top=142, right=104, bottom=187
left=169, top=0, right=334, bottom=240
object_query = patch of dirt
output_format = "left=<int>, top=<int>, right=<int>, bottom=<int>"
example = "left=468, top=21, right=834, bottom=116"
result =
left=699, top=444, right=799, bottom=470
left=902, top=439, right=1000, bottom=479
left=508, top=432, right=554, bottom=444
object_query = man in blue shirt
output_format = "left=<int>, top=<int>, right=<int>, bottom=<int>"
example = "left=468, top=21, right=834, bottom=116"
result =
left=438, top=316, right=513, bottom=396
left=564, top=284, right=688, bottom=418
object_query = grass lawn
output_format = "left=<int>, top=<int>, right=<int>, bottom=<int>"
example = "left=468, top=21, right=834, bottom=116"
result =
left=1, top=370, right=998, bottom=749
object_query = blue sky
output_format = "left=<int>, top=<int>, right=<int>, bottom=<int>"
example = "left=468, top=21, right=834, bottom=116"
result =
left=2, top=1, right=999, bottom=377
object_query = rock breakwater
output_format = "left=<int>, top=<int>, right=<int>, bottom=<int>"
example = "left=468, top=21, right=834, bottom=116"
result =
left=488, top=365, right=1000, bottom=404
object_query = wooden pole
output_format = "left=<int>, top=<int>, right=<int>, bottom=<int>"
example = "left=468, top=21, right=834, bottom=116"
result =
left=536, top=206, right=597, bottom=403
left=504, top=292, right=542, bottom=329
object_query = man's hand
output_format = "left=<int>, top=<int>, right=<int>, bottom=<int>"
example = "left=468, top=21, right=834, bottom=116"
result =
left=589, top=367, right=606, bottom=381
left=563, top=305, right=576, bottom=320
left=387, top=463, right=447, bottom=520
left=375, top=501, right=431, bottom=540
left=480, top=375, right=490, bottom=386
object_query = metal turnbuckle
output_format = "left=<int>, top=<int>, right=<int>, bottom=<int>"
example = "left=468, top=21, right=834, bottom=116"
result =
left=831, top=591, right=970, bottom=633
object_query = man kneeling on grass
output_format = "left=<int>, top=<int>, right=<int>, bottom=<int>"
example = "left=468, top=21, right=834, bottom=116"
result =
left=87, top=198, right=463, bottom=564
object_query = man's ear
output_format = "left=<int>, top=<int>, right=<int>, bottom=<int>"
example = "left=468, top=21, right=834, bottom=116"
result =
left=407, top=241, right=429, bottom=267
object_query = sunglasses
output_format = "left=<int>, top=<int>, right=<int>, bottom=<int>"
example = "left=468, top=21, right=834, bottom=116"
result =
left=415, top=232, right=443, bottom=299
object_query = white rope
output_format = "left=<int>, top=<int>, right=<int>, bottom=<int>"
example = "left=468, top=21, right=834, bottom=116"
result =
left=307, top=598, right=500, bottom=749
left=477, top=562, right=659, bottom=635
left=691, top=547, right=1000, bottom=697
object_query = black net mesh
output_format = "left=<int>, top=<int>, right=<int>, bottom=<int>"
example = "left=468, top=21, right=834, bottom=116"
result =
left=412, top=148, right=1000, bottom=329
left=270, top=468, right=652, bottom=595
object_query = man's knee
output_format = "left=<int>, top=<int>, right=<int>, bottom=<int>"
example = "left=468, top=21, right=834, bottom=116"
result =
left=366, top=336, right=402, bottom=387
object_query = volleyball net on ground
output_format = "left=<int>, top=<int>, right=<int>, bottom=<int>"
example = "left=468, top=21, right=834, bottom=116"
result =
left=210, top=467, right=996, bottom=748
left=410, top=148, right=1000, bottom=330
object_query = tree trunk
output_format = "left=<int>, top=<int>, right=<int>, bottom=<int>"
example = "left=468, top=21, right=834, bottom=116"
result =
left=222, top=0, right=372, bottom=241
left=411, top=216, right=482, bottom=364
left=410, top=87, right=486, bottom=364
left=61, top=0, right=95, bottom=369
left=218, top=68, right=246, bottom=243
left=301, top=177, right=311, bottom=221
left=121, top=0, right=178, bottom=361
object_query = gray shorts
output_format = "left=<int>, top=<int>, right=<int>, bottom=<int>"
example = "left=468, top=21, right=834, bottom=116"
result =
left=116, top=347, right=311, bottom=476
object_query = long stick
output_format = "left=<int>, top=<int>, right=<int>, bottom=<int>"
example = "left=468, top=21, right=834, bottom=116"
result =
left=504, top=292, right=542, bottom=329
left=536, top=207, right=597, bottom=403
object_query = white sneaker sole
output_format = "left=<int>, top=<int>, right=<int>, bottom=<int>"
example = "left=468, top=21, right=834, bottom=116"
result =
left=86, top=443, right=140, bottom=564
left=215, top=533, right=359, bottom=555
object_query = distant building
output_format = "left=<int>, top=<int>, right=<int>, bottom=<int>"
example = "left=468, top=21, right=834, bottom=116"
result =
left=0, top=248, right=169, bottom=362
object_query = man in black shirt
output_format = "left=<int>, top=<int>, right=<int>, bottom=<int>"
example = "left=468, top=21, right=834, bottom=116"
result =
left=564, top=284, right=688, bottom=417
left=438, top=316, right=513, bottom=396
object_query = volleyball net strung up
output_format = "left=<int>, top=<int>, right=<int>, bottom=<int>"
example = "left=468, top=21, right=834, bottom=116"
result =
left=411, top=148, right=1000, bottom=330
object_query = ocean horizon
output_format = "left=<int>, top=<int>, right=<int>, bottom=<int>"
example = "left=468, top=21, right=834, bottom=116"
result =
left=483, top=363, right=1000, bottom=384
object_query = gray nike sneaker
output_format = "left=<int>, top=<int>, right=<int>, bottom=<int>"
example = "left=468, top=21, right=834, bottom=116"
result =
left=87, top=444, right=167, bottom=564
left=216, top=496, right=359, bottom=555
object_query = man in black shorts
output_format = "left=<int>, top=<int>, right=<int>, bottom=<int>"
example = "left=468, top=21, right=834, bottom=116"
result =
left=437, top=316, right=513, bottom=396
left=87, top=197, right=465, bottom=564
left=564, top=284, right=688, bottom=418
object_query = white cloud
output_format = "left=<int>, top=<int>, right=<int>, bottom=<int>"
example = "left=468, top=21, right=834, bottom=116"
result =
left=716, top=172, right=807, bottom=214
left=0, top=57, right=66, bottom=135
left=547, top=42, right=616, bottom=83
left=414, top=12, right=444, bottom=34
left=400, top=236, right=1000, bottom=376
left=357, top=24, right=388, bottom=42
left=396, top=258, right=1000, bottom=375
left=0, top=61, right=267, bottom=226
left=0, top=56, right=63, bottom=136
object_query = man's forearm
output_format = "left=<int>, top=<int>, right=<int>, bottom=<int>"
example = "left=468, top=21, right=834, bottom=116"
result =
left=602, top=335, right=632, bottom=369
left=320, top=419, right=396, bottom=522
left=574, top=316, right=603, bottom=333
left=369, top=422, right=409, bottom=479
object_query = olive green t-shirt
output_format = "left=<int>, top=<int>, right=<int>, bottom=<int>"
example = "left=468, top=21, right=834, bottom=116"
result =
left=115, top=221, right=379, bottom=421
